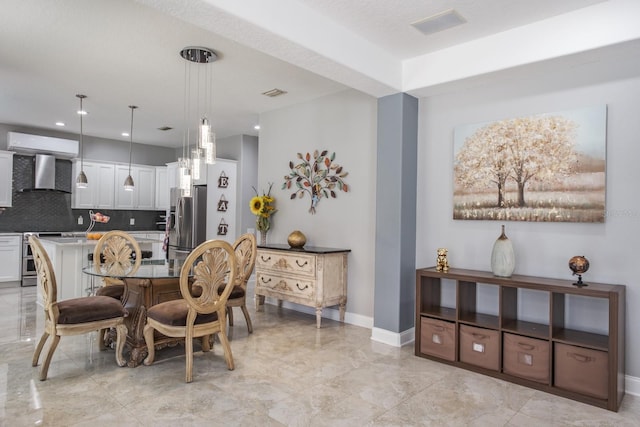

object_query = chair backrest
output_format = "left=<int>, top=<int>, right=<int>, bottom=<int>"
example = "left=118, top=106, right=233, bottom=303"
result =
left=93, top=230, right=142, bottom=278
left=233, top=233, right=257, bottom=290
left=179, top=240, right=237, bottom=316
left=28, top=235, right=58, bottom=320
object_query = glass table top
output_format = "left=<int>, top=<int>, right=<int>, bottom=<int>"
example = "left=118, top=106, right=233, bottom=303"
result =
left=82, top=259, right=186, bottom=280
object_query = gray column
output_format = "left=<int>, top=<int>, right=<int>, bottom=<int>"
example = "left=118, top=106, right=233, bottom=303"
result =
left=373, top=93, right=418, bottom=334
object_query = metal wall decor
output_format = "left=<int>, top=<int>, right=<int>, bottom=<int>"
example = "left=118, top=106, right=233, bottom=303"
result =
left=218, top=171, right=229, bottom=188
left=217, top=195, right=228, bottom=212
left=282, top=150, right=350, bottom=214
left=217, top=218, right=228, bottom=235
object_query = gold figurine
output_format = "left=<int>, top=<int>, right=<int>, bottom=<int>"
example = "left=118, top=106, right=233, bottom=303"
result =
left=436, top=248, right=449, bottom=272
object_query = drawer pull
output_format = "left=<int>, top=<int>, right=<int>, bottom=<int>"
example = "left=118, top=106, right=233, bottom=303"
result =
left=471, top=333, right=488, bottom=340
left=260, top=277, right=272, bottom=284
left=296, top=260, right=308, bottom=268
left=517, top=343, right=535, bottom=351
left=567, top=352, right=593, bottom=363
left=260, top=255, right=271, bottom=262
left=296, top=283, right=308, bottom=291
left=432, top=325, right=445, bottom=332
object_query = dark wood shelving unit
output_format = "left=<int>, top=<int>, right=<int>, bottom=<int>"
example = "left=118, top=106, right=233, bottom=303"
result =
left=415, top=267, right=625, bottom=412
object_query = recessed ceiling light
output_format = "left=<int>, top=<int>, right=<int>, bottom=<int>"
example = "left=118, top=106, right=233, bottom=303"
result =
left=122, top=132, right=129, bottom=137
left=55, top=122, right=65, bottom=127
left=254, top=125, right=260, bottom=130
left=411, top=9, right=466, bottom=36
left=77, top=110, right=87, bottom=115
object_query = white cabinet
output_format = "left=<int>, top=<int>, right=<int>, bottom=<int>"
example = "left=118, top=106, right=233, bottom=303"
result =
left=0, top=234, right=21, bottom=282
left=0, top=151, right=14, bottom=207
left=114, top=165, right=156, bottom=210
left=72, top=161, right=115, bottom=209
left=154, top=166, right=169, bottom=210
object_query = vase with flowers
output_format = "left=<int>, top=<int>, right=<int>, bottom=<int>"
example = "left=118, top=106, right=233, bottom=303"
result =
left=250, top=183, right=277, bottom=245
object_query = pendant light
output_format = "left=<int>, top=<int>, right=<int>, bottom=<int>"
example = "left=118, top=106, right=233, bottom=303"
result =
left=124, top=105, right=137, bottom=191
left=75, top=94, right=88, bottom=188
left=180, top=46, right=218, bottom=186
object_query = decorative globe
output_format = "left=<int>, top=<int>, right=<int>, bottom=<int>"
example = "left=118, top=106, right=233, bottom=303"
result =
left=287, top=230, right=306, bottom=248
left=569, top=256, right=590, bottom=276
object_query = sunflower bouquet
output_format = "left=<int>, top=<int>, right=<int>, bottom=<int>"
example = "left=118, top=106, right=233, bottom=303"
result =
left=250, top=183, right=277, bottom=232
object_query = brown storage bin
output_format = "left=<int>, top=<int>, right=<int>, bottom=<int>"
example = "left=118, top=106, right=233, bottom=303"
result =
left=503, top=333, right=549, bottom=383
left=554, top=343, right=608, bottom=400
left=420, top=317, right=455, bottom=361
left=459, top=324, right=500, bottom=371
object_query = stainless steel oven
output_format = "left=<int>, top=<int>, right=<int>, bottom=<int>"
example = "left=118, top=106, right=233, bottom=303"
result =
left=22, top=232, right=62, bottom=286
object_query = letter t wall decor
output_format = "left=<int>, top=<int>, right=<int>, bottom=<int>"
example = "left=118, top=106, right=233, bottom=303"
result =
left=282, top=150, right=350, bottom=214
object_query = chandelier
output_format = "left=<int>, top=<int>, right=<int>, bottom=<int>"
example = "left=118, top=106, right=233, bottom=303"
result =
left=179, top=46, right=218, bottom=195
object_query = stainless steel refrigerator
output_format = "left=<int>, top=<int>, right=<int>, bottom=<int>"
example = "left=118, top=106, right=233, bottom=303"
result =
left=168, top=185, right=207, bottom=260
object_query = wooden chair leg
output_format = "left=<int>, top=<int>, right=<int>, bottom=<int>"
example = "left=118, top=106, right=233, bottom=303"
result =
left=217, top=330, right=235, bottom=371
left=32, top=332, right=49, bottom=367
left=185, top=333, right=194, bottom=383
left=227, top=306, right=234, bottom=326
left=201, top=335, right=211, bottom=352
left=114, top=324, right=127, bottom=367
left=39, top=335, right=61, bottom=381
left=241, top=305, right=253, bottom=334
left=142, top=324, right=156, bottom=366
left=98, top=328, right=107, bottom=350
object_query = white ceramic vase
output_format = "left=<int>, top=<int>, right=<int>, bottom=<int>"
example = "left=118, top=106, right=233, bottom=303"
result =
left=491, top=225, right=515, bottom=277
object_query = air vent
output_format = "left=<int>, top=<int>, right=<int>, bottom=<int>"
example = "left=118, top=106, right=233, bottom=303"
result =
left=158, top=126, right=173, bottom=131
left=411, top=9, right=466, bottom=36
left=262, top=88, right=288, bottom=97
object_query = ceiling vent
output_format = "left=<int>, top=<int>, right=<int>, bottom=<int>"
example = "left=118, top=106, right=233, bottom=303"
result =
left=262, top=88, right=288, bottom=97
left=411, top=9, right=466, bottom=36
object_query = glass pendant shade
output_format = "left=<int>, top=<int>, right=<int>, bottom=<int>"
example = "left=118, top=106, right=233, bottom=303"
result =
left=191, top=148, right=201, bottom=180
left=178, top=156, right=191, bottom=196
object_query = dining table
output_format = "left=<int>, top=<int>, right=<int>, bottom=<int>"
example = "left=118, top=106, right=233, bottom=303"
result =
left=83, top=258, right=188, bottom=367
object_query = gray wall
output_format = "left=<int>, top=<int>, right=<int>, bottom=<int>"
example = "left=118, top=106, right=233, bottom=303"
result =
left=0, top=123, right=177, bottom=165
left=417, top=74, right=640, bottom=376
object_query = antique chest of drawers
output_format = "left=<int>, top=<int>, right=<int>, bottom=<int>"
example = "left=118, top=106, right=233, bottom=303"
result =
left=255, top=244, right=350, bottom=328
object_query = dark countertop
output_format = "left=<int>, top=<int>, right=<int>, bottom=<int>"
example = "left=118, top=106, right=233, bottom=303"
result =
left=258, top=243, right=350, bottom=254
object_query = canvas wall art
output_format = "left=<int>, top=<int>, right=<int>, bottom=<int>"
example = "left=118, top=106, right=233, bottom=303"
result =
left=453, top=105, right=607, bottom=222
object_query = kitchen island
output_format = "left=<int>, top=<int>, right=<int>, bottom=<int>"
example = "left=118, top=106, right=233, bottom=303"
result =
left=37, top=234, right=161, bottom=305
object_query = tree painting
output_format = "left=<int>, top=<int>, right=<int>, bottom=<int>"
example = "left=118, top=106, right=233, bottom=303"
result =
left=453, top=106, right=607, bottom=222
left=282, top=150, right=349, bottom=214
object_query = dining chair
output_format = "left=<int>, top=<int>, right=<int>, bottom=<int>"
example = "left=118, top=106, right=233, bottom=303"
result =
left=93, top=230, right=142, bottom=299
left=143, top=239, right=237, bottom=383
left=225, top=233, right=257, bottom=333
left=29, top=235, right=127, bottom=381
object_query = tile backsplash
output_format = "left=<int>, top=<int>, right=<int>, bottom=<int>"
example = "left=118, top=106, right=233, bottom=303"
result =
left=0, top=154, right=164, bottom=232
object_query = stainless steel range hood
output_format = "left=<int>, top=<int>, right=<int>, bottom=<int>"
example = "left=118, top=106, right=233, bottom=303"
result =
left=21, top=154, right=71, bottom=193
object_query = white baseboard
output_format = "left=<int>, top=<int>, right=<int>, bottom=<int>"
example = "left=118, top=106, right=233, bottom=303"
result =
left=260, top=297, right=373, bottom=329
left=626, top=375, right=640, bottom=396
left=370, top=326, right=415, bottom=347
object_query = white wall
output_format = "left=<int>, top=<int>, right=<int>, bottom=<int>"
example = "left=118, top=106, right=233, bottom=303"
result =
left=417, top=76, right=640, bottom=376
left=259, top=89, right=378, bottom=322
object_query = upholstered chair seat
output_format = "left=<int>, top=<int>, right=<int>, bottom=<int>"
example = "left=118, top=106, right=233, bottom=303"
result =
left=96, top=284, right=125, bottom=299
left=147, top=299, right=219, bottom=327
left=56, top=296, right=126, bottom=324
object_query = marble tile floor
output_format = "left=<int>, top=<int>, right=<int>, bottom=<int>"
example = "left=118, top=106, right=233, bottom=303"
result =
left=0, top=286, right=639, bottom=427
